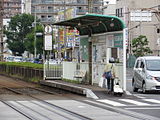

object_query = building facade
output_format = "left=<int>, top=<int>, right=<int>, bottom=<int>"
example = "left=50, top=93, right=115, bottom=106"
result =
left=25, top=0, right=103, bottom=24
left=4, top=0, right=21, bottom=18
left=116, top=0, right=160, bottom=55
left=102, top=0, right=116, bottom=15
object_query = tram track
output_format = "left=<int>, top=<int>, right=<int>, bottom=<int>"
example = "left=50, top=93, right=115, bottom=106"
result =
left=0, top=82, right=92, bottom=120
left=0, top=75, right=139, bottom=120
left=0, top=100, right=35, bottom=120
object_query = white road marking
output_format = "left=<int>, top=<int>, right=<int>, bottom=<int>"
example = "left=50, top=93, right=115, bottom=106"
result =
left=97, top=99, right=126, bottom=106
left=133, top=94, right=146, bottom=99
left=143, top=99, right=160, bottom=104
left=119, top=99, right=150, bottom=106
left=125, top=107, right=160, bottom=110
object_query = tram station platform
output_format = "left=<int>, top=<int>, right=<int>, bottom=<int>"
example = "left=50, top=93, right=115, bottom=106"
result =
left=40, top=80, right=130, bottom=99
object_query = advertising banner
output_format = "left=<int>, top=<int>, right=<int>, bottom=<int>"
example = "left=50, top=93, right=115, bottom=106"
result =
left=59, top=28, right=64, bottom=45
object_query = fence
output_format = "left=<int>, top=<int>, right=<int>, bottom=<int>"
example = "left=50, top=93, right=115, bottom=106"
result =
left=0, top=64, right=43, bottom=80
left=44, top=62, right=63, bottom=80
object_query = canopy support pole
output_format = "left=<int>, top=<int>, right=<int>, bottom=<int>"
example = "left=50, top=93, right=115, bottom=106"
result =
left=88, top=35, right=92, bottom=85
left=123, top=28, right=127, bottom=91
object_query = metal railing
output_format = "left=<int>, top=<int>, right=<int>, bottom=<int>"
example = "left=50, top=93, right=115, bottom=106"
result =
left=44, top=62, right=63, bottom=80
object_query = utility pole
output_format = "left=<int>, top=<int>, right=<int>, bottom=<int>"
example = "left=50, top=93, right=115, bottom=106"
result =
left=34, top=7, right=37, bottom=58
left=88, top=0, right=93, bottom=85
left=0, top=0, right=4, bottom=61
left=64, top=0, right=67, bottom=60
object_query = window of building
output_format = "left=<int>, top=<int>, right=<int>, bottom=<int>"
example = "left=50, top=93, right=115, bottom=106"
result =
left=116, top=8, right=123, bottom=17
left=48, top=6, right=53, bottom=12
left=77, top=0, right=81, bottom=3
left=78, top=7, right=82, bottom=12
left=94, top=7, right=98, bottom=12
left=93, top=0, right=99, bottom=4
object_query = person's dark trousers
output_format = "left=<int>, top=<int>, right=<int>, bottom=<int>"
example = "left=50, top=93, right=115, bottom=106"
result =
left=111, top=78, right=114, bottom=92
left=107, top=78, right=110, bottom=90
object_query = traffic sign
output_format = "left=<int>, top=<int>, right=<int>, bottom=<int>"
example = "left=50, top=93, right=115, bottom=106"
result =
left=45, top=25, right=52, bottom=34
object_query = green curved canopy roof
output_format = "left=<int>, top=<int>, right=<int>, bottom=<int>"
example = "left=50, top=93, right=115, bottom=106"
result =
left=53, top=14, right=126, bottom=36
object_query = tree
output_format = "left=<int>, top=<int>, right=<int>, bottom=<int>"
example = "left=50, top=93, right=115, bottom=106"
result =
left=4, top=14, right=34, bottom=56
left=24, top=24, right=44, bottom=55
left=132, top=35, right=152, bottom=57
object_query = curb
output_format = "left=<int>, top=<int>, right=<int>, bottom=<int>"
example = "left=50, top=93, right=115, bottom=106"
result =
left=40, top=80, right=99, bottom=99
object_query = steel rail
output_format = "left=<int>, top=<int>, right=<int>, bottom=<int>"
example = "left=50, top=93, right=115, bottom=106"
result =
left=30, top=96, right=92, bottom=120
left=0, top=100, right=35, bottom=120
left=0, top=83, right=92, bottom=120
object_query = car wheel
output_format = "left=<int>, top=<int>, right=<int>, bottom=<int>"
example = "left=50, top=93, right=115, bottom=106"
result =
left=142, top=82, right=147, bottom=94
left=132, top=79, right=138, bottom=92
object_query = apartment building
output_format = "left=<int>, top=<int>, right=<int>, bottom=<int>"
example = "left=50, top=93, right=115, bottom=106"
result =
left=25, top=0, right=102, bottom=24
left=102, top=0, right=116, bottom=15
left=116, top=0, right=160, bottom=55
left=4, top=0, right=21, bottom=18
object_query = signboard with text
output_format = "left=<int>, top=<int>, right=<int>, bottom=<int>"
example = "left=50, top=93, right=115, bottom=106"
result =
left=130, top=10, right=151, bottom=21
left=44, top=35, right=52, bottom=50
left=114, top=33, right=123, bottom=48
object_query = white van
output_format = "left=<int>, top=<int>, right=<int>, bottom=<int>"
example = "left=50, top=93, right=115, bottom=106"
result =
left=132, top=56, right=160, bottom=93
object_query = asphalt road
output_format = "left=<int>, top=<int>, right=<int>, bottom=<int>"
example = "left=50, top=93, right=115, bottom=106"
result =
left=125, top=68, right=160, bottom=119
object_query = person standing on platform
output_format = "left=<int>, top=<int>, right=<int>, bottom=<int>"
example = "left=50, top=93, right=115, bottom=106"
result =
left=103, top=57, right=116, bottom=92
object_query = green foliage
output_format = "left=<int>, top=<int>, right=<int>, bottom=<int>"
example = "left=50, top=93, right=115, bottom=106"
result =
left=24, top=24, right=44, bottom=55
left=132, top=35, right=152, bottom=57
left=4, top=14, right=34, bottom=56
left=29, top=77, right=41, bottom=83
left=62, top=78, right=81, bottom=84
left=0, top=62, right=43, bottom=69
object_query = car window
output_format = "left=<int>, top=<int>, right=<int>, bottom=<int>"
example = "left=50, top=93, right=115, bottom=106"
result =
left=135, top=60, right=140, bottom=68
left=146, top=60, right=160, bottom=71
left=140, top=61, right=144, bottom=68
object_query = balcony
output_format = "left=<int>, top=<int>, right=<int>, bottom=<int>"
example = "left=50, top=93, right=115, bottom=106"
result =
left=32, top=0, right=54, bottom=4
left=76, top=8, right=102, bottom=15
left=32, top=9, right=57, bottom=14
left=32, top=1, right=101, bottom=7
left=4, top=0, right=21, bottom=4
left=40, top=17, right=55, bottom=23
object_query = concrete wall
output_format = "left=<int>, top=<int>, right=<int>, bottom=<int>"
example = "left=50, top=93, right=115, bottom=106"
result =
left=103, top=4, right=116, bottom=15
left=24, top=0, right=31, bottom=14
left=63, top=61, right=123, bottom=88
left=62, top=61, right=88, bottom=81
